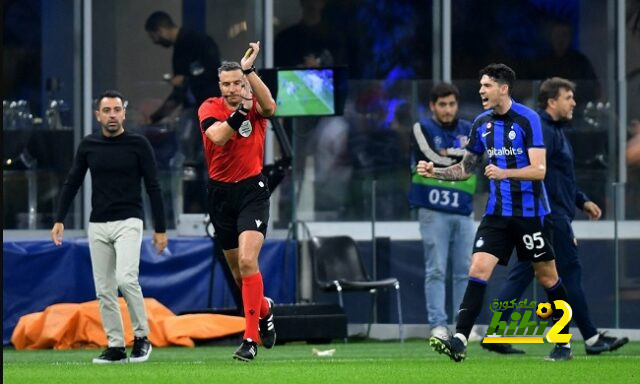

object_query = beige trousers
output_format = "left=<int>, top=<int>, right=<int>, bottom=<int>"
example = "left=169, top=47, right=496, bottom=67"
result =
left=88, top=218, right=149, bottom=347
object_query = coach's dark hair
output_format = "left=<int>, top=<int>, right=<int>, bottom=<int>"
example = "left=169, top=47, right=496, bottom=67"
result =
left=479, top=63, right=516, bottom=94
left=145, top=11, right=176, bottom=32
left=537, top=77, right=576, bottom=110
left=95, top=90, right=126, bottom=110
left=218, top=61, right=243, bottom=75
left=429, top=83, right=460, bottom=104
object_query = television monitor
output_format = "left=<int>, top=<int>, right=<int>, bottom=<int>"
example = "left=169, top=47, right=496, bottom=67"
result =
left=259, top=67, right=347, bottom=117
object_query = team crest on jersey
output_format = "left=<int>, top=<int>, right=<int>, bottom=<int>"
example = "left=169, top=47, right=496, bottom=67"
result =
left=486, top=122, right=492, bottom=129
left=508, top=130, right=516, bottom=140
left=476, top=237, right=484, bottom=248
left=238, top=120, right=253, bottom=137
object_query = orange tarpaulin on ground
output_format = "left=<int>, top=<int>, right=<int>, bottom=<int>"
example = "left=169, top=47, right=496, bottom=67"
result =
left=11, top=298, right=244, bottom=349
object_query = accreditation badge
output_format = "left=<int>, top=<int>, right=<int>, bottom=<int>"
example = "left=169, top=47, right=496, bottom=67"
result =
left=238, top=120, right=253, bottom=137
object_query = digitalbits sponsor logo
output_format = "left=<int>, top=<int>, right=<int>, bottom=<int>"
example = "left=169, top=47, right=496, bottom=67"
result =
left=486, top=147, right=524, bottom=157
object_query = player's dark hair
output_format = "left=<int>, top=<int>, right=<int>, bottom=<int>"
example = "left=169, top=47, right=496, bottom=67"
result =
left=95, top=90, right=126, bottom=110
left=429, top=82, right=460, bottom=104
left=537, top=77, right=576, bottom=109
left=479, top=63, right=516, bottom=94
left=145, top=11, right=176, bottom=32
left=218, top=61, right=242, bottom=75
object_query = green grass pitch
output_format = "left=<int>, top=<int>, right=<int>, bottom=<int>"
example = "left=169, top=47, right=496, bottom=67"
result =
left=4, top=340, right=639, bottom=384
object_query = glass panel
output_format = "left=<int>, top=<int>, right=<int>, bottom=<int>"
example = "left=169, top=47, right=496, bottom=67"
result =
left=205, top=1, right=264, bottom=68
left=281, top=76, right=611, bottom=221
left=91, top=0, right=264, bottom=229
left=283, top=79, right=415, bottom=224
left=617, top=184, right=640, bottom=328
left=92, top=0, right=183, bottom=230
left=273, top=0, right=432, bottom=78
left=3, top=0, right=79, bottom=229
left=452, top=0, right=619, bottom=221
left=626, top=0, right=640, bottom=220
left=286, top=76, right=622, bottom=223
left=271, top=1, right=434, bottom=227
left=626, top=146, right=640, bottom=219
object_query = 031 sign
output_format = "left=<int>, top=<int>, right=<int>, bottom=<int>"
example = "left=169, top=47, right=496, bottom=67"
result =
left=483, top=300, right=573, bottom=344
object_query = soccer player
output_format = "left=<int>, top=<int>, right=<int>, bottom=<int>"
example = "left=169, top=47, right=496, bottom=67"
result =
left=418, top=63, right=572, bottom=362
left=408, top=83, right=475, bottom=341
left=484, top=77, right=628, bottom=357
left=197, top=42, right=277, bottom=362
left=51, top=90, right=167, bottom=363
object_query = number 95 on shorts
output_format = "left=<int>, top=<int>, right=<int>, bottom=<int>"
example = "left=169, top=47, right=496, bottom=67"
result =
left=472, top=215, right=555, bottom=265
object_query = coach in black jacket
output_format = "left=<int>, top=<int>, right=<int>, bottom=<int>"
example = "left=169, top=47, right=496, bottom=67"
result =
left=52, top=90, right=167, bottom=364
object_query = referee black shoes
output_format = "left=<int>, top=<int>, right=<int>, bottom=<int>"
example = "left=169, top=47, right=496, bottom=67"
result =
left=233, top=339, right=258, bottom=362
left=259, top=297, right=276, bottom=349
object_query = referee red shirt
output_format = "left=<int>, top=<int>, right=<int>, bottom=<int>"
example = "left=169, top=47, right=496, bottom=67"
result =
left=198, top=96, right=269, bottom=182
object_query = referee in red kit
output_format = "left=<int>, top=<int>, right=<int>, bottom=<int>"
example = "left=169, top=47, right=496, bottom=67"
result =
left=197, top=41, right=276, bottom=362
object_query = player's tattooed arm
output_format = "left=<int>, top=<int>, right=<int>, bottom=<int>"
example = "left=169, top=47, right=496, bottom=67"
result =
left=433, top=151, right=482, bottom=180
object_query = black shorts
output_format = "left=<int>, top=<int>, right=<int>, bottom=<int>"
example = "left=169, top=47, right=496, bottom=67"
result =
left=472, top=215, right=555, bottom=266
left=207, top=173, right=270, bottom=250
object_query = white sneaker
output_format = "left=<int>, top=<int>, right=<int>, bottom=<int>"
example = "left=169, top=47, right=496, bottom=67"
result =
left=468, top=325, right=484, bottom=342
left=430, top=325, right=450, bottom=340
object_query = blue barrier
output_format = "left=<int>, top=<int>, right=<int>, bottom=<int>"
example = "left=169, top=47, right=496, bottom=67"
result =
left=6, top=235, right=631, bottom=345
left=2, top=237, right=297, bottom=345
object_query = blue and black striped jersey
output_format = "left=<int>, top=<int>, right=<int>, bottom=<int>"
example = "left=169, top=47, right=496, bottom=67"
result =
left=467, top=101, right=550, bottom=217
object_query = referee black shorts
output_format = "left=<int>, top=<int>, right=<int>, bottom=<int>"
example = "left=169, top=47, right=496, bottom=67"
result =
left=472, top=215, right=555, bottom=266
left=207, top=173, right=270, bottom=250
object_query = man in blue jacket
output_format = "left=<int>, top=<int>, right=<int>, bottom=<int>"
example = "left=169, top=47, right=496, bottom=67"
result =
left=483, top=77, right=628, bottom=358
left=409, top=83, right=476, bottom=341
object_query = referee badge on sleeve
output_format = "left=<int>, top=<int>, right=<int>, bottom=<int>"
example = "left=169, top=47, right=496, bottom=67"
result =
left=238, top=120, right=253, bottom=137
